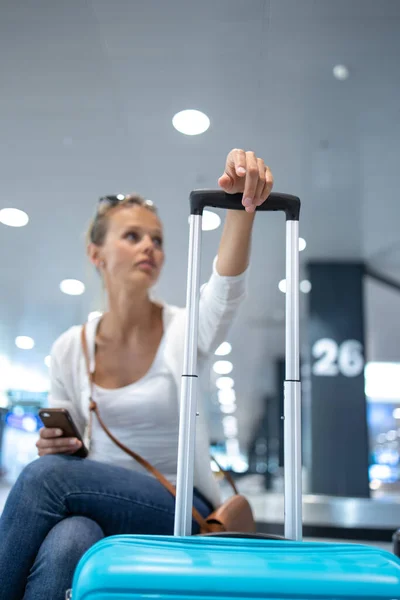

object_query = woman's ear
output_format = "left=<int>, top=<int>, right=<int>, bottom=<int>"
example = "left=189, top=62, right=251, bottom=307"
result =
left=87, top=243, right=105, bottom=270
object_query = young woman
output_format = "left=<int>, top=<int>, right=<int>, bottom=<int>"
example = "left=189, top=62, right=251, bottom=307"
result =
left=0, top=148, right=273, bottom=600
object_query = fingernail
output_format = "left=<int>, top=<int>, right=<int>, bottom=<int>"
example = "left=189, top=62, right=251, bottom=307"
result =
left=243, top=197, right=253, bottom=207
left=246, top=205, right=255, bottom=213
left=237, top=167, right=246, bottom=175
left=56, top=429, right=63, bottom=436
left=70, top=439, right=78, bottom=445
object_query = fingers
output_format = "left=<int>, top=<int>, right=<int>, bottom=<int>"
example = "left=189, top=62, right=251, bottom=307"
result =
left=242, top=151, right=260, bottom=212
left=220, top=149, right=274, bottom=211
left=36, top=434, right=82, bottom=456
left=40, top=427, right=64, bottom=439
left=230, top=148, right=247, bottom=177
left=242, top=158, right=274, bottom=211
left=253, top=158, right=267, bottom=209
left=36, top=436, right=82, bottom=450
left=217, top=172, right=233, bottom=191
left=219, top=149, right=246, bottom=192
left=261, top=165, right=274, bottom=205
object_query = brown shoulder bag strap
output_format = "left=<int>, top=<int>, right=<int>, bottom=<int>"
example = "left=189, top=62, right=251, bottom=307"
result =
left=80, top=324, right=211, bottom=533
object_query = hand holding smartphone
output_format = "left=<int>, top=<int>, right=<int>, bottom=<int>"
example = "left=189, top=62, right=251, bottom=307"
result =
left=38, top=408, right=88, bottom=458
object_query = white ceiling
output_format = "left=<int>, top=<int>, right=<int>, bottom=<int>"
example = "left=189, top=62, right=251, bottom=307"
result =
left=1, top=0, right=400, bottom=446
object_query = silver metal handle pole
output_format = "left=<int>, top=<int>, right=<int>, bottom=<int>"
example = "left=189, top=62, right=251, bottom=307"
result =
left=284, top=220, right=302, bottom=540
left=174, top=214, right=202, bottom=537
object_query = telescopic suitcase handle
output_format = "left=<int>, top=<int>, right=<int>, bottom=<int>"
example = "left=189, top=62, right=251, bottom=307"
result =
left=175, top=190, right=302, bottom=542
left=190, top=190, right=300, bottom=221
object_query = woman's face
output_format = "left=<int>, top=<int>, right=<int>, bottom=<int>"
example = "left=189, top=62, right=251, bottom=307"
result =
left=93, top=205, right=165, bottom=291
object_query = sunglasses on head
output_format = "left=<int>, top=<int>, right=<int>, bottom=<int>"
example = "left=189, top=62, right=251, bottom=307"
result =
left=98, top=194, right=155, bottom=208
left=98, top=194, right=131, bottom=207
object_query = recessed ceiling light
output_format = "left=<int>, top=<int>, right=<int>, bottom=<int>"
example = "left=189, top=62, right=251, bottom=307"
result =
left=218, top=389, right=236, bottom=405
left=60, top=279, right=85, bottom=296
left=88, top=311, right=103, bottom=322
left=202, top=210, right=221, bottom=231
left=15, top=336, right=35, bottom=350
left=300, top=280, right=312, bottom=294
left=333, top=65, right=349, bottom=80
left=215, top=342, right=232, bottom=356
left=44, top=355, right=51, bottom=368
left=216, top=376, right=235, bottom=390
left=0, top=208, right=29, bottom=227
left=222, top=415, right=238, bottom=437
left=393, top=408, right=400, bottom=420
left=299, top=238, right=307, bottom=252
left=220, top=404, right=237, bottom=414
left=188, top=210, right=221, bottom=231
left=213, top=360, right=233, bottom=375
left=172, top=109, right=210, bottom=136
left=226, top=438, right=240, bottom=455
left=279, top=279, right=312, bottom=294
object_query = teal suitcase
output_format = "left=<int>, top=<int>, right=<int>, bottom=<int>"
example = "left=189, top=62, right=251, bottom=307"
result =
left=72, top=535, right=400, bottom=599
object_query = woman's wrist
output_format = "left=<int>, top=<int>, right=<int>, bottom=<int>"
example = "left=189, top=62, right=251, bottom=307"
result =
left=216, top=210, right=255, bottom=276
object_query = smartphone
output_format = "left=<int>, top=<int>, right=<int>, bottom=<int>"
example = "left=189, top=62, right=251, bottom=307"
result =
left=38, top=408, right=88, bottom=458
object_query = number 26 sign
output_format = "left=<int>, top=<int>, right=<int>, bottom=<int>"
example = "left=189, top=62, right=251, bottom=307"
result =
left=312, top=338, right=365, bottom=378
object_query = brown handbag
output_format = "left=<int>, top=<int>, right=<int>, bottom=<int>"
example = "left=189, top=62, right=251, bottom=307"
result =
left=81, top=325, right=256, bottom=535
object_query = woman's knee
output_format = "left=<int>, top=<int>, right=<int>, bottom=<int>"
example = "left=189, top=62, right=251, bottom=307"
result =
left=26, top=517, right=104, bottom=596
left=14, top=454, right=71, bottom=494
left=21, top=454, right=69, bottom=480
left=41, top=517, right=104, bottom=562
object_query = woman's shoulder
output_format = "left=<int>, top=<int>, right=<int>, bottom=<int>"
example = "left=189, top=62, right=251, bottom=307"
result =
left=51, top=324, right=83, bottom=362
left=163, top=302, right=185, bottom=319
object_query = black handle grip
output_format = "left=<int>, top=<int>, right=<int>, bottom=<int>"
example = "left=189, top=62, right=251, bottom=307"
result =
left=190, top=190, right=300, bottom=221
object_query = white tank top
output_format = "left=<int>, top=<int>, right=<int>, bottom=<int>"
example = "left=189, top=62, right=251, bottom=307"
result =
left=88, top=336, right=179, bottom=484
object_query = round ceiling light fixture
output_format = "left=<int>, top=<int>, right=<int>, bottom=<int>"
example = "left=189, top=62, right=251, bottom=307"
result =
left=213, top=360, right=233, bottom=375
left=60, top=279, right=85, bottom=296
left=278, top=279, right=287, bottom=294
left=216, top=377, right=235, bottom=390
left=300, top=280, right=312, bottom=294
left=172, top=109, right=210, bottom=136
left=15, top=336, right=35, bottom=350
left=215, top=342, right=232, bottom=356
left=333, top=65, right=349, bottom=80
left=0, top=208, right=29, bottom=227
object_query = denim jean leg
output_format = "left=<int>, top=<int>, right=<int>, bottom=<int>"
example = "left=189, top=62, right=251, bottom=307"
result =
left=0, top=454, right=212, bottom=600
left=23, top=516, right=104, bottom=600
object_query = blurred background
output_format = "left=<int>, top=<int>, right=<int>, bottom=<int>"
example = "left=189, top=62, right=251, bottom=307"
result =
left=1, top=0, right=400, bottom=546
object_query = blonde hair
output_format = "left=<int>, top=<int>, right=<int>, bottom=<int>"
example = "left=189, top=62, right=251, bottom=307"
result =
left=87, top=193, right=158, bottom=246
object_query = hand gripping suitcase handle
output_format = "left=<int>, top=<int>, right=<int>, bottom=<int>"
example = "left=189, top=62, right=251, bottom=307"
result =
left=190, top=190, right=300, bottom=221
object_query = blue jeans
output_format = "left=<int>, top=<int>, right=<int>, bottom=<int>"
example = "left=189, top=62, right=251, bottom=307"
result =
left=0, top=454, right=213, bottom=600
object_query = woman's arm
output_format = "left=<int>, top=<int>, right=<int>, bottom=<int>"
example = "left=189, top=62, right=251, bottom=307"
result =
left=47, top=332, right=87, bottom=437
left=216, top=210, right=255, bottom=277
left=216, top=148, right=274, bottom=277
left=196, top=148, right=274, bottom=355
